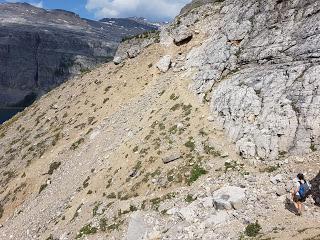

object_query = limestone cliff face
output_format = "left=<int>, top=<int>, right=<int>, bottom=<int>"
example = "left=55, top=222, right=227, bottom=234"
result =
left=162, top=0, right=320, bottom=160
left=0, top=3, right=156, bottom=107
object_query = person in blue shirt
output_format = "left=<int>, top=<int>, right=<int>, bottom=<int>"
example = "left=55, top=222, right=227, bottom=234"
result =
left=291, top=173, right=311, bottom=216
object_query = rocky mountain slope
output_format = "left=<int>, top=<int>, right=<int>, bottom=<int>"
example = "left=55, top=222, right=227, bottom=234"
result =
left=0, top=0, right=320, bottom=239
left=0, top=2, right=156, bottom=108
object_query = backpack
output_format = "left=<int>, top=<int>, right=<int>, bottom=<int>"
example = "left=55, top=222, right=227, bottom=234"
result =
left=298, top=181, right=310, bottom=198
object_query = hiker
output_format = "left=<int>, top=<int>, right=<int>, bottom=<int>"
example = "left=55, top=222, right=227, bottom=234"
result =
left=290, top=173, right=311, bottom=216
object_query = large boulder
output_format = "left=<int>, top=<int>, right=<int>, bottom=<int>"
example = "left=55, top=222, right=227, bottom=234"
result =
left=172, top=25, right=193, bottom=45
left=212, top=186, right=246, bottom=210
left=127, top=45, right=142, bottom=59
left=156, top=55, right=172, bottom=73
left=177, top=203, right=198, bottom=222
left=113, top=56, right=122, bottom=65
left=126, top=212, right=148, bottom=240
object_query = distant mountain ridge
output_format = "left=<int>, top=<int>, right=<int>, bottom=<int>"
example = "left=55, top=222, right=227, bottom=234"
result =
left=0, top=2, right=157, bottom=108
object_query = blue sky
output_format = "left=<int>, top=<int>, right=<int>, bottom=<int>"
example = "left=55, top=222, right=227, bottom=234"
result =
left=0, top=0, right=191, bottom=21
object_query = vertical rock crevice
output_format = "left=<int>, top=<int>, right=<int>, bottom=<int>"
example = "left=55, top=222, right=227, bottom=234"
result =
left=34, top=33, right=41, bottom=89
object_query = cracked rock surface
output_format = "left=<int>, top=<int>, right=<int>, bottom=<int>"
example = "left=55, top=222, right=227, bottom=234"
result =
left=178, top=0, right=320, bottom=160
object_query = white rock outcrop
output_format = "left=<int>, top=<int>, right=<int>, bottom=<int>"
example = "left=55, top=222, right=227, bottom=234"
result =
left=156, top=55, right=172, bottom=73
left=183, top=0, right=320, bottom=160
left=126, top=212, right=148, bottom=240
left=171, top=25, right=193, bottom=45
left=212, top=186, right=246, bottom=210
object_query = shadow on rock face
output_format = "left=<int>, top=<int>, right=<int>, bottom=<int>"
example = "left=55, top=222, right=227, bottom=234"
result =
left=174, top=35, right=193, bottom=46
left=310, top=171, right=320, bottom=206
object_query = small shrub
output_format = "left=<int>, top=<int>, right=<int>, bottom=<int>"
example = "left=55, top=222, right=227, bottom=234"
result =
left=0, top=131, right=5, bottom=139
left=159, top=123, right=165, bottom=130
left=170, top=93, right=179, bottom=100
left=185, top=194, right=196, bottom=203
left=150, top=197, right=161, bottom=210
left=245, top=221, right=261, bottom=237
left=182, top=104, right=192, bottom=116
left=104, top=86, right=112, bottom=93
left=139, top=148, right=149, bottom=156
left=145, top=134, right=152, bottom=140
left=224, top=160, right=242, bottom=172
left=86, top=128, right=93, bottom=135
left=151, top=168, right=161, bottom=177
left=106, top=192, right=117, bottom=199
left=133, top=161, right=142, bottom=171
left=70, top=138, right=84, bottom=150
left=107, top=221, right=123, bottom=231
left=184, top=138, right=195, bottom=151
left=119, top=193, right=130, bottom=200
left=38, top=183, right=48, bottom=194
left=133, top=146, right=139, bottom=152
left=83, top=176, right=90, bottom=188
left=169, top=125, right=178, bottom=134
left=167, top=174, right=174, bottom=182
left=187, top=165, right=207, bottom=185
left=99, top=218, right=107, bottom=231
left=106, top=178, right=112, bottom=189
left=279, top=151, right=287, bottom=157
left=261, top=164, right=280, bottom=173
left=310, top=144, right=317, bottom=152
left=76, top=224, right=97, bottom=238
left=80, top=68, right=91, bottom=75
left=0, top=205, right=4, bottom=219
left=130, top=205, right=138, bottom=212
left=45, top=235, right=54, bottom=240
left=199, top=128, right=208, bottom=136
left=204, top=144, right=221, bottom=157
left=51, top=132, right=61, bottom=146
left=119, top=205, right=138, bottom=215
left=159, top=90, right=165, bottom=96
left=170, top=103, right=181, bottom=111
left=88, top=116, right=95, bottom=125
left=47, top=161, right=61, bottom=175
left=151, top=121, right=158, bottom=129
left=93, top=202, right=101, bottom=216
left=71, top=204, right=83, bottom=222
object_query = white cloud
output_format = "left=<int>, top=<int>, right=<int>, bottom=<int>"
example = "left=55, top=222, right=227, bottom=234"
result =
left=32, top=1, right=43, bottom=8
left=85, top=0, right=191, bottom=21
left=5, top=0, right=44, bottom=8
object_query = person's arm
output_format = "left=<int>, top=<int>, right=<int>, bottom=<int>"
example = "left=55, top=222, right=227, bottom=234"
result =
left=290, top=181, right=298, bottom=194
left=307, top=181, right=312, bottom=189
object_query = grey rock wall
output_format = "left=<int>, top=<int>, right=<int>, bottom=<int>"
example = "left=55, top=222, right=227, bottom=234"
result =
left=179, top=0, right=320, bottom=160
